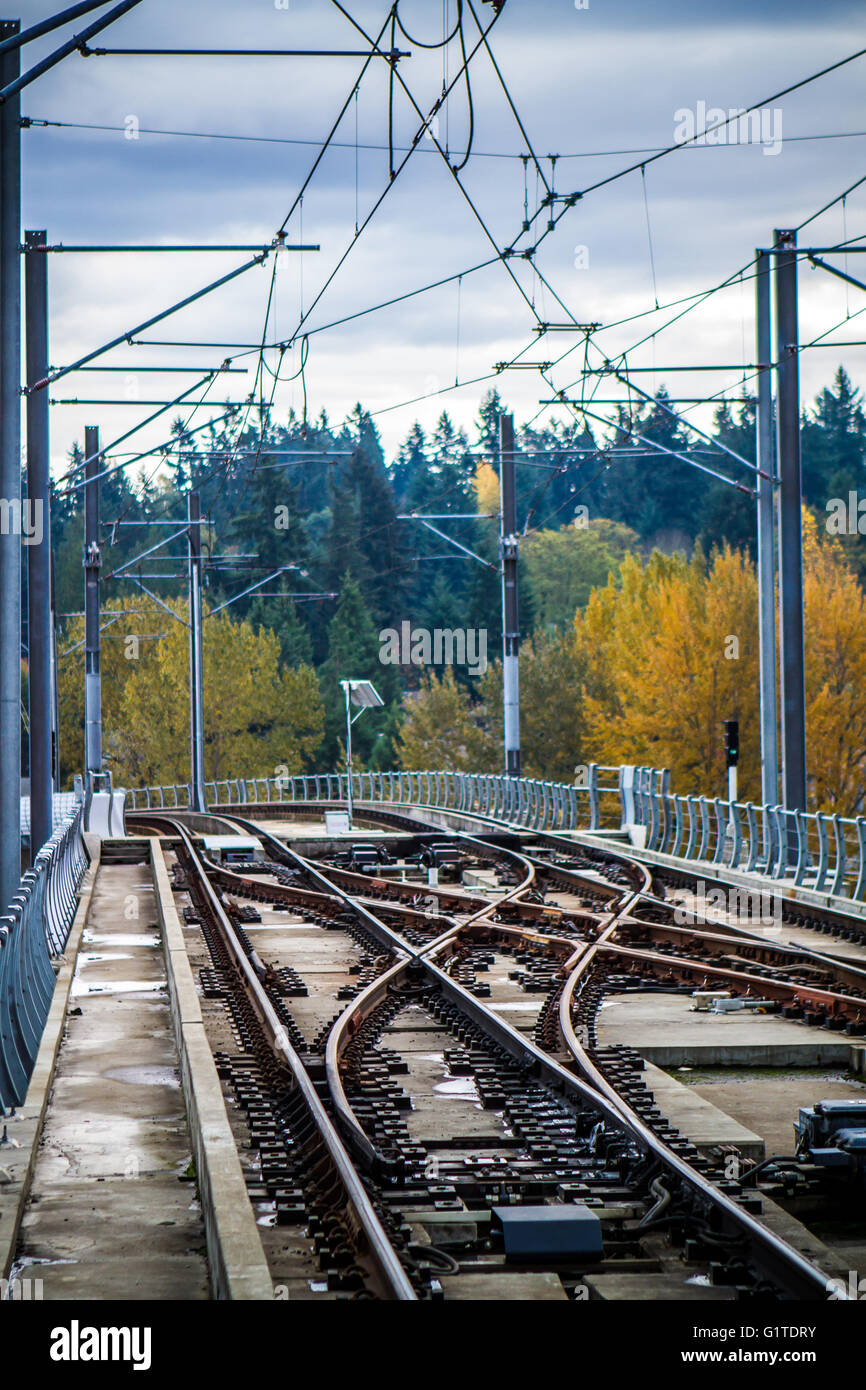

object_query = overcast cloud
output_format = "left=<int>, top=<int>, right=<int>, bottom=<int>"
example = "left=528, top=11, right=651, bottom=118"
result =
left=9, top=0, right=866, bottom=475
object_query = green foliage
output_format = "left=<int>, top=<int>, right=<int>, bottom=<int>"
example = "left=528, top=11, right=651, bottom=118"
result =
left=316, top=574, right=400, bottom=769
left=522, top=519, right=640, bottom=629
left=48, top=373, right=866, bottom=790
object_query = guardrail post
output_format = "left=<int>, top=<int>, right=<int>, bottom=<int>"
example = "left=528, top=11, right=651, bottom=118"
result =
left=813, top=812, right=830, bottom=893
left=743, top=803, right=758, bottom=872
left=712, top=800, right=727, bottom=864
left=696, top=797, right=711, bottom=861
left=669, top=796, right=683, bottom=857
left=645, top=777, right=659, bottom=850
left=587, top=763, right=600, bottom=831
left=729, top=802, right=744, bottom=868
left=622, top=765, right=635, bottom=834
left=853, top=820, right=866, bottom=901
left=661, top=772, right=675, bottom=845
left=830, top=816, right=847, bottom=899
left=771, top=808, right=788, bottom=879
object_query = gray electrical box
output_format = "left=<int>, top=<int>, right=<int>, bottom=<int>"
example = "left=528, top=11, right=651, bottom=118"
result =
left=492, top=1204, right=603, bottom=1260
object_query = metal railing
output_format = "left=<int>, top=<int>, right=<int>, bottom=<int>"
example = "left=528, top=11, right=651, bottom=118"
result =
left=0, top=806, right=89, bottom=1112
left=127, top=764, right=866, bottom=910
left=633, top=774, right=866, bottom=902
left=125, top=764, right=631, bottom=833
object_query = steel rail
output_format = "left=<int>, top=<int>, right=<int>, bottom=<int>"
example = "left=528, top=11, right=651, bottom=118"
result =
left=250, top=805, right=835, bottom=1296
left=154, top=802, right=844, bottom=1297
left=216, top=797, right=866, bottom=1003
left=230, top=795, right=636, bottom=913
left=595, top=940, right=866, bottom=1022
left=427, top=941, right=838, bottom=1297
left=615, top=911, right=866, bottom=994
left=279, top=801, right=845, bottom=1297
left=555, top=926, right=843, bottom=1300
left=131, top=814, right=417, bottom=1301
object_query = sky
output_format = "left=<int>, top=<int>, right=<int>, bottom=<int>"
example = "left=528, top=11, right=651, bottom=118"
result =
left=9, top=0, right=866, bottom=484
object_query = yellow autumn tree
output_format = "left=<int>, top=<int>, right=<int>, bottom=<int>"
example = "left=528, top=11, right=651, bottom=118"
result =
left=57, top=597, right=168, bottom=785
left=58, top=598, right=324, bottom=789
left=474, top=458, right=499, bottom=516
left=803, top=511, right=866, bottom=812
left=574, top=516, right=866, bottom=814
left=576, top=545, right=761, bottom=799
left=395, top=668, right=499, bottom=771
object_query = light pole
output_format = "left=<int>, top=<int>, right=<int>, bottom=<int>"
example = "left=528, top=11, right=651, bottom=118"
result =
left=339, top=679, right=383, bottom=829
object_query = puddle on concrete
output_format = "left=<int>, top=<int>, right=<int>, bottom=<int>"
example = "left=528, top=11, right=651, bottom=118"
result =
left=84, top=932, right=159, bottom=948
left=685, top=1273, right=712, bottom=1287
left=257, top=1201, right=276, bottom=1228
left=5, top=1254, right=78, bottom=1296
left=433, top=1077, right=481, bottom=1102
left=78, top=952, right=136, bottom=966
left=71, top=978, right=166, bottom=998
left=103, top=1066, right=180, bottom=1088
left=243, top=923, right=310, bottom=931
left=488, top=1001, right=539, bottom=1012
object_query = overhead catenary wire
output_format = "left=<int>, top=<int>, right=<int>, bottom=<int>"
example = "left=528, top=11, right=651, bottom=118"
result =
left=39, top=3, right=866, bottom=555
left=23, top=116, right=866, bottom=161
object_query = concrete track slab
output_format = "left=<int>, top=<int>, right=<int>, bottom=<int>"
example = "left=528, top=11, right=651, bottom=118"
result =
left=443, top=1271, right=568, bottom=1300
left=681, top=1068, right=866, bottom=1160
left=642, top=1062, right=765, bottom=1158
left=597, top=991, right=853, bottom=1066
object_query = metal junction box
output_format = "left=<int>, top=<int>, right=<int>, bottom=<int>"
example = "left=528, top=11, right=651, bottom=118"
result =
left=200, top=834, right=264, bottom=865
left=795, top=1099, right=866, bottom=1178
left=491, top=1204, right=603, bottom=1260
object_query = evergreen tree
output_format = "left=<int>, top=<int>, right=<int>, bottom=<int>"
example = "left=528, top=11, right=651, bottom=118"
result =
left=697, top=397, right=758, bottom=554
left=248, top=594, right=313, bottom=668
left=802, top=366, right=866, bottom=505
left=316, top=574, right=401, bottom=768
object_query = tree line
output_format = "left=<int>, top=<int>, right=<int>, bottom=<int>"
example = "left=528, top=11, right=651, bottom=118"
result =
left=45, top=367, right=866, bottom=812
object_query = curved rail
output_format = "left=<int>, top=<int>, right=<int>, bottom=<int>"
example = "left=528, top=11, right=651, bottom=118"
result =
left=555, top=929, right=844, bottom=1301
left=140, top=805, right=846, bottom=1300
left=129, top=812, right=417, bottom=1301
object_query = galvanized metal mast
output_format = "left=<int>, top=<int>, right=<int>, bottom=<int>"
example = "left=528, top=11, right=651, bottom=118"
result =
left=499, top=412, right=520, bottom=776
left=83, top=424, right=102, bottom=779
left=755, top=249, right=779, bottom=820
left=25, top=228, right=53, bottom=853
left=773, top=230, right=807, bottom=818
left=187, top=489, right=206, bottom=812
left=0, top=18, right=21, bottom=908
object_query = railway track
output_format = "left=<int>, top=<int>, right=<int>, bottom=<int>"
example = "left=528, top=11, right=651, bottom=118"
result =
left=127, top=806, right=862, bottom=1301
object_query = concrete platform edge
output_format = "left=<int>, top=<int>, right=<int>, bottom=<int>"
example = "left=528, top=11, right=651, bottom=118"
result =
left=151, top=838, right=272, bottom=1301
left=0, top=832, right=100, bottom=1281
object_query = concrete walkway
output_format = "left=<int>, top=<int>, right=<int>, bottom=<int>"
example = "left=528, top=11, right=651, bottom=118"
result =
left=13, top=855, right=209, bottom=1300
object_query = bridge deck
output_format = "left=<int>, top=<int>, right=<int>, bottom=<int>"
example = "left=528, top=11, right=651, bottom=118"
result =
left=13, top=848, right=209, bottom=1300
